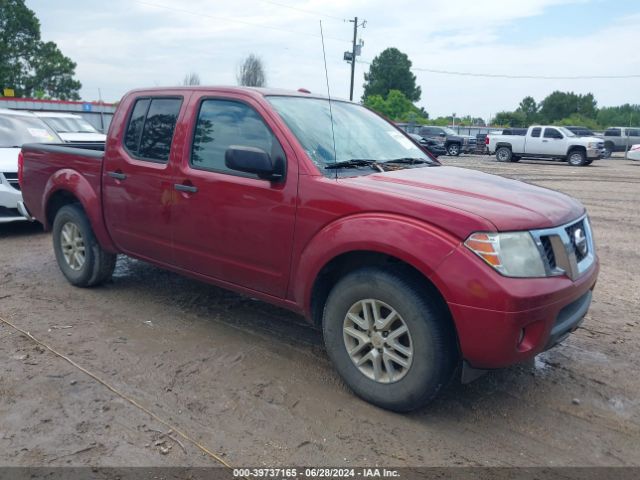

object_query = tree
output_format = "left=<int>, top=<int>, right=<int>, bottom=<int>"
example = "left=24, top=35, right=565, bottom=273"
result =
left=182, top=72, right=201, bottom=86
left=493, top=110, right=527, bottom=127
left=0, top=0, right=82, bottom=99
left=516, top=96, right=538, bottom=124
left=237, top=54, right=266, bottom=87
left=362, top=48, right=421, bottom=102
left=363, top=89, right=427, bottom=123
left=539, top=91, right=597, bottom=123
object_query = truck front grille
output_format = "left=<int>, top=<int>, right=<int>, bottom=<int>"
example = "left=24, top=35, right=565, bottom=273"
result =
left=2, top=172, right=20, bottom=191
left=531, top=215, right=595, bottom=281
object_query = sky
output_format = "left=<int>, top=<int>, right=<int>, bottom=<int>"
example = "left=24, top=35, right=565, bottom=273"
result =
left=27, top=0, right=640, bottom=120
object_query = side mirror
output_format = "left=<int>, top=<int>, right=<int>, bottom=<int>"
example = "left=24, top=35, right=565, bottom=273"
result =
left=225, top=146, right=283, bottom=181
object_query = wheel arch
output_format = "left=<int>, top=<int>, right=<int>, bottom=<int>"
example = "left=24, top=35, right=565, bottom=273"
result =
left=42, top=170, right=117, bottom=253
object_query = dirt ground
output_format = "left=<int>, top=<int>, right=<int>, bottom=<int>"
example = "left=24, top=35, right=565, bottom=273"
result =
left=1, top=155, right=639, bottom=468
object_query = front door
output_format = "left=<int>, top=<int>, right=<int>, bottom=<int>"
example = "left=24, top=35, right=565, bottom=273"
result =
left=540, top=127, right=566, bottom=156
left=169, top=94, right=298, bottom=298
left=102, top=96, right=185, bottom=263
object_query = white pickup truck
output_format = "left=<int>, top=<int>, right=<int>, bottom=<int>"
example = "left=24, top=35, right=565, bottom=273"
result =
left=486, top=126, right=604, bottom=166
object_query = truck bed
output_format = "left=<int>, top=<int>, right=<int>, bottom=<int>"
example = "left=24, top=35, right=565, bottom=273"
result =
left=21, top=143, right=105, bottom=227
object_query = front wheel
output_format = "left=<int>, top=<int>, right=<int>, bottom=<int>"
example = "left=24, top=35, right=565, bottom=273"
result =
left=322, top=267, right=457, bottom=412
left=568, top=150, right=588, bottom=166
left=52, top=204, right=116, bottom=287
left=446, top=143, right=461, bottom=156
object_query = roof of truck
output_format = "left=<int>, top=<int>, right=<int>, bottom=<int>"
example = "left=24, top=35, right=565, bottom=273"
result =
left=123, top=86, right=343, bottom=102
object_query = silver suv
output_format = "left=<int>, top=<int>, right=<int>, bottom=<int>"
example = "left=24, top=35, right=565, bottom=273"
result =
left=602, top=127, right=640, bottom=157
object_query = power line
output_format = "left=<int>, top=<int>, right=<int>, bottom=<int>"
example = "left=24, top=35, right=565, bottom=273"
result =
left=133, top=0, right=351, bottom=43
left=356, top=60, right=640, bottom=80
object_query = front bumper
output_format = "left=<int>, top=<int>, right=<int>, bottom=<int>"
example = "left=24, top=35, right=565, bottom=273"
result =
left=431, top=243, right=599, bottom=369
left=0, top=179, right=26, bottom=224
left=587, top=148, right=603, bottom=159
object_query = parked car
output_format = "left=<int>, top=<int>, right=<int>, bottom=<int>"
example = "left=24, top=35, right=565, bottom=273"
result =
left=33, top=112, right=106, bottom=143
left=0, top=109, right=61, bottom=223
left=602, top=127, right=640, bottom=157
left=408, top=133, right=447, bottom=157
left=417, top=126, right=477, bottom=156
left=20, top=87, right=598, bottom=411
left=564, top=126, right=596, bottom=137
left=628, top=144, right=640, bottom=161
left=486, top=126, right=604, bottom=166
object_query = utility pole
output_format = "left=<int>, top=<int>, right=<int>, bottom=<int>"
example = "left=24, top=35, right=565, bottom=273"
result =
left=345, top=17, right=365, bottom=101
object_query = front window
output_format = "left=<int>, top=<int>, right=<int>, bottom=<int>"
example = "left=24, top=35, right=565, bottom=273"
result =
left=267, top=96, right=430, bottom=171
left=0, top=115, right=60, bottom=147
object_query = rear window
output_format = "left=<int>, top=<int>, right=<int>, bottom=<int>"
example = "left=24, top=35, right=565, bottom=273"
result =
left=123, top=97, right=182, bottom=162
left=627, top=129, right=640, bottom=137
left=0, top=115, right=60, bottom=147
left=604, top=128, right=621, bottom=137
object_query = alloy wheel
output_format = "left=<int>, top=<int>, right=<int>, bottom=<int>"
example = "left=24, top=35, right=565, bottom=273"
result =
left=343, top=299, right=414, bottom=383
left=60, top=222, right=86, bottom=271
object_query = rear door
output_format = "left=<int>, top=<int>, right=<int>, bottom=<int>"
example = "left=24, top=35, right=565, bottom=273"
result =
left=169, top=93, right=299, bottom=297
left=523, top=127, right=542, bottom=154
left=102, top=95, right=186, bottom=263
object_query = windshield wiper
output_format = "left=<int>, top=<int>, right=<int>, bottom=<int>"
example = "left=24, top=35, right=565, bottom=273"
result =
left=324, top=159, right=382, bottom=170
left=384, top=157, right=433, bottom=165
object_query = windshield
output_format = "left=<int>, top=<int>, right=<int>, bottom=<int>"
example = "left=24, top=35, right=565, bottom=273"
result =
left=267, top=96, right=430, bottom=170
left=558, top=127, right=576, bottom=137
left=0, top=115, right=61, bottom=147
left=43, top=116, right=100, bottom=133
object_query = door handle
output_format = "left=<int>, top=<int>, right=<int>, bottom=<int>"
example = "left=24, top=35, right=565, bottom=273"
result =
left=107, top=171, right=127, bottom=180
left=174, top=183, right=198, bottom=194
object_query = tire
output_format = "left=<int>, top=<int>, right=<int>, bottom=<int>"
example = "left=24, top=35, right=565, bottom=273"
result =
left=510, top=155, right=521, bottom=163
left=495, top=146, right=512, bottom=162
left=52, top=204, right=116, bottom=287
left=322, top=267, right=457, bottom=412
left=603, top=143, right=614, bottom=158
left=446, top=143, right=461, bottom=156
left=585, top=159, right=593, bottom=165
left=567, top=149, right=587, bottom=166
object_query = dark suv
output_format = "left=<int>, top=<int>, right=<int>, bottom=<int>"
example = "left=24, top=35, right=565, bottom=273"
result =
left=418, top=126, right=476, bottom=156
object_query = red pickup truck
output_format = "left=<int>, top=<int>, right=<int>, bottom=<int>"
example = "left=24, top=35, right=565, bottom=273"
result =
left=19, top=87, right=599, bottom=411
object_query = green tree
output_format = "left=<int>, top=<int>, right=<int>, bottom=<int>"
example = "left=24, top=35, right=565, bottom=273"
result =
left=0, top=0, right=81, bottom=99
left=364, top=89, right=426, bottom=123
left=539, top=91, right=597, bottom=123
left=516, top=96, right=538, bottom=124
left=493, top=110, right=527, bottom=127
left=596, top=104, right=640, bottom=127
left=362, top=48, right=421, bottom=102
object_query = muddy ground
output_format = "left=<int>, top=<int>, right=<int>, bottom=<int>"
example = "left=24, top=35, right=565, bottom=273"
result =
left=1, top=155, right=639, bottom=467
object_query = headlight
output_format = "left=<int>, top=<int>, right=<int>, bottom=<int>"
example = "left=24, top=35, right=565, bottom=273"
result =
left=587, top=142, right=599, bottom=149
left=464, top=232, right=546, bottom=278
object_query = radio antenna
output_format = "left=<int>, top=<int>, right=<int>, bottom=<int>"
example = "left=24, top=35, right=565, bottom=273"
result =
left=319, top=20, right=338, bottom=174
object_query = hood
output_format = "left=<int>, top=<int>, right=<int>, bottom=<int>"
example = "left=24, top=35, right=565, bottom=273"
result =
left=580, top=136, right=603, bottom=144
left=0, top=148, right=20, bottom=173
left=58, top=132, right=106, bottom=143
left=345, top=166, right=585, bottom=232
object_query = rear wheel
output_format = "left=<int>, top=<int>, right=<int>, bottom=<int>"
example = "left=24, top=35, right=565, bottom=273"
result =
left=446, top=143, right=461, bottom=156
left=52, top=204, right=116, bottom=287
left=322, top=267, right=457, bottom=412
left=568, top=149, right=587, bottom=166
left=496, top=146, right=512, bottom=162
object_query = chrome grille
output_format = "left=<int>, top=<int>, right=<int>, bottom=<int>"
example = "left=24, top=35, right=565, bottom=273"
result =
left=531, top=215, right=595, bottom=281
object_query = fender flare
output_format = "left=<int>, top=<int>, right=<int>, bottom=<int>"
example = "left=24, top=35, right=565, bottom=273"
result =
left=42, top=169, right=117, bottom=252
left=290, top=213, right=462, bottom=317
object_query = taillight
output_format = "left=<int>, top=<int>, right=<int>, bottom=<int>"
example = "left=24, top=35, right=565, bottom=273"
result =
left=485, top=136, right=490, bottom=145
left=18, top=151, right=24, bottom=187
